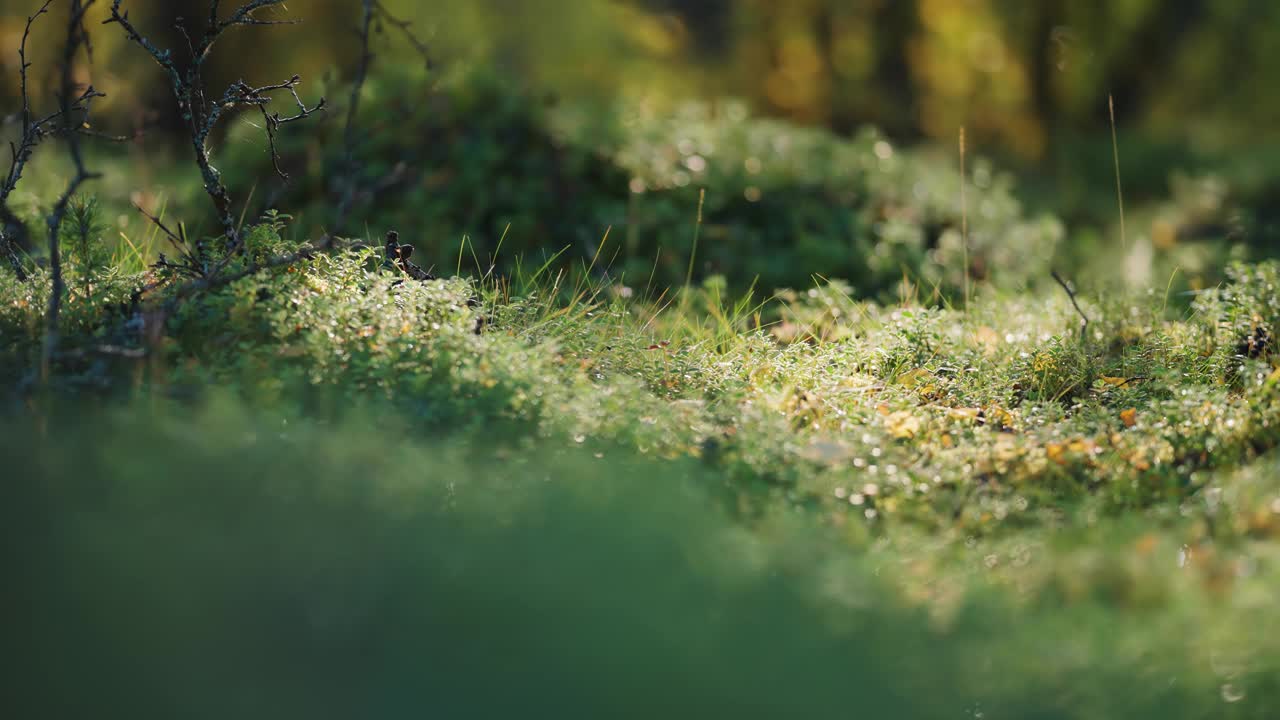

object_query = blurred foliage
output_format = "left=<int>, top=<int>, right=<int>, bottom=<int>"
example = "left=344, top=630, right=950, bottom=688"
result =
left=223, top=66, right=1061, bottom=297
left=7, top=398, right=1280, bottom=718
left=8, top=197, right=1280, bottom=534
left=8, top=1, right=1280, bottom=152
left=5, top=0, right=1279, bottom=295
left=7, top=5, right=1280, bottom=713
left=8, top=0, right=1278, bottom=154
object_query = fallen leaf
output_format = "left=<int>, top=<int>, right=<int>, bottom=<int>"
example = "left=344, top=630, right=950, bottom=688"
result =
left=1120, top=408, right=1137, bottom=428
left=948, top=407, right=983, bottom=423
left=885, top=411, right=922, bottom=439
left=896, top=368, right=931, bottom=388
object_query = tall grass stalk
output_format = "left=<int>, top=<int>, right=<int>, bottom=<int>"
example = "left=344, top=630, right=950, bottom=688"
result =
left=960, top=127, right=970, bottom=308
left=684, top=188, right=706, bottom=292
left=1109, top=94, right=1128, bottom=255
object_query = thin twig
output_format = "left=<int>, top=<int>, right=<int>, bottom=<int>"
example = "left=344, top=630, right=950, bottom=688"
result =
left=2, top=1, right=60, bottom=274
left=42, top=0, right=103, bottom=384
left=169, top=244, right=315, bottom=301
left=372, top=0, right=433, bottom=67
left=1, top=0, right=55, bottom=207
left=132, top=0, right=427, bottom=306
left=105, top=0, right=324, bottom=261
left=322, top=0, right=428, bottom=247
left=131, top=201, right=193, bottom=258
left=1051, top=269, right=1089, bottom=341
left=346, top=0, right=376, bottom=152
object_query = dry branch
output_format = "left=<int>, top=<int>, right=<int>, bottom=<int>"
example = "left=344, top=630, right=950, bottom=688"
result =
left=41, top=0, right=104, bottom=383
left=105, top=0, right=325, bottom=265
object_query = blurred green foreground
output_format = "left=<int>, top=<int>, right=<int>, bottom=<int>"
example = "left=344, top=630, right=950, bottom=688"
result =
left=5, top=400, right=1279, bottom=719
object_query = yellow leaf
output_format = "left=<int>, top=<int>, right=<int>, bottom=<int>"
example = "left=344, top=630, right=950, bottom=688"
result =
left=885, top=411, right=922, bottom=439
left=948, top=407, right=982, bottom=423
left=1120, top=408, right=1137, bottom=428
left=1066, top=438, right=1097, bottom=455
left=1100, top=376, right=1130, bottom=387
left=986, top=406, right=1015, bottom=431
left=896, top=368, right=931, bottom=388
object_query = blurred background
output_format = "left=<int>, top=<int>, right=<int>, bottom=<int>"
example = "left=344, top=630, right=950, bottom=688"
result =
left=3, top=0, right=1279, bottom=295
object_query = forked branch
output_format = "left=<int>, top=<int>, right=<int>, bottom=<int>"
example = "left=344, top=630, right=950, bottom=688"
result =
left=105, top=0, right=324, bottom=264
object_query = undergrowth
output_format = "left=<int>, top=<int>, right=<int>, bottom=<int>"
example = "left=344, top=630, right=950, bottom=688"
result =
left=7, top=204, right=1280, bottom=541
left=4, top=5, right=1280, bottom=713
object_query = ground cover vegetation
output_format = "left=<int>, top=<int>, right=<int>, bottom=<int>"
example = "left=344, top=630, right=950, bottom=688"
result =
left=4, top=2, right=1280, bottom=717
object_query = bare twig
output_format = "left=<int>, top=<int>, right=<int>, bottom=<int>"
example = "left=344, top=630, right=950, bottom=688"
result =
left=137, top=0, right=428, bottom=304
left=327, top=0, right=378, bottom=247
left=105, top=0, right=324, bottom=263
left=2, top=1, right=57, bottom=276
left=346, top=0, right=376, bottom=151
left=371, top=0, right=433, bottom=68
left=320, top=0, right=430, bottom=247
left=3, top=1, right=127, bottom=283
left=42, top=0, right=104, bottom=384
left=1051, top=269, right=1090, bottom=341
left=1, top=1, right=55, bottom=207
left=168, top=244, right=315, bottom=301
left=130, top=200, right=199, bottom=264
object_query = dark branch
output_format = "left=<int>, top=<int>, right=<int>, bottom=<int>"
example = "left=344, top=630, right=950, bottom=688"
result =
left=1051, top=269, right=1090, bottom=341
left=169, top=244, right=315, bottom=301
left=131, top=200, right=195, bottom=260
left=105, top=0, right=324, bottom=268
left=2, top=1, right=56, bottom=211
left=322, top=0, right=430, bottom=247
left=194, top=0, right=298, bottom=64
left=43, top=0, right=103, bottom=383
left=3, top=2, right=124, bottom=282
left=128, top=0, right=426, bottom=305
left=373, top=0, right=433, bottom=68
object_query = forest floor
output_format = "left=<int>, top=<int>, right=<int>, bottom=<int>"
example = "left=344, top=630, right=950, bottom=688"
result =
left=8, top=225, right=1280, bottom=716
